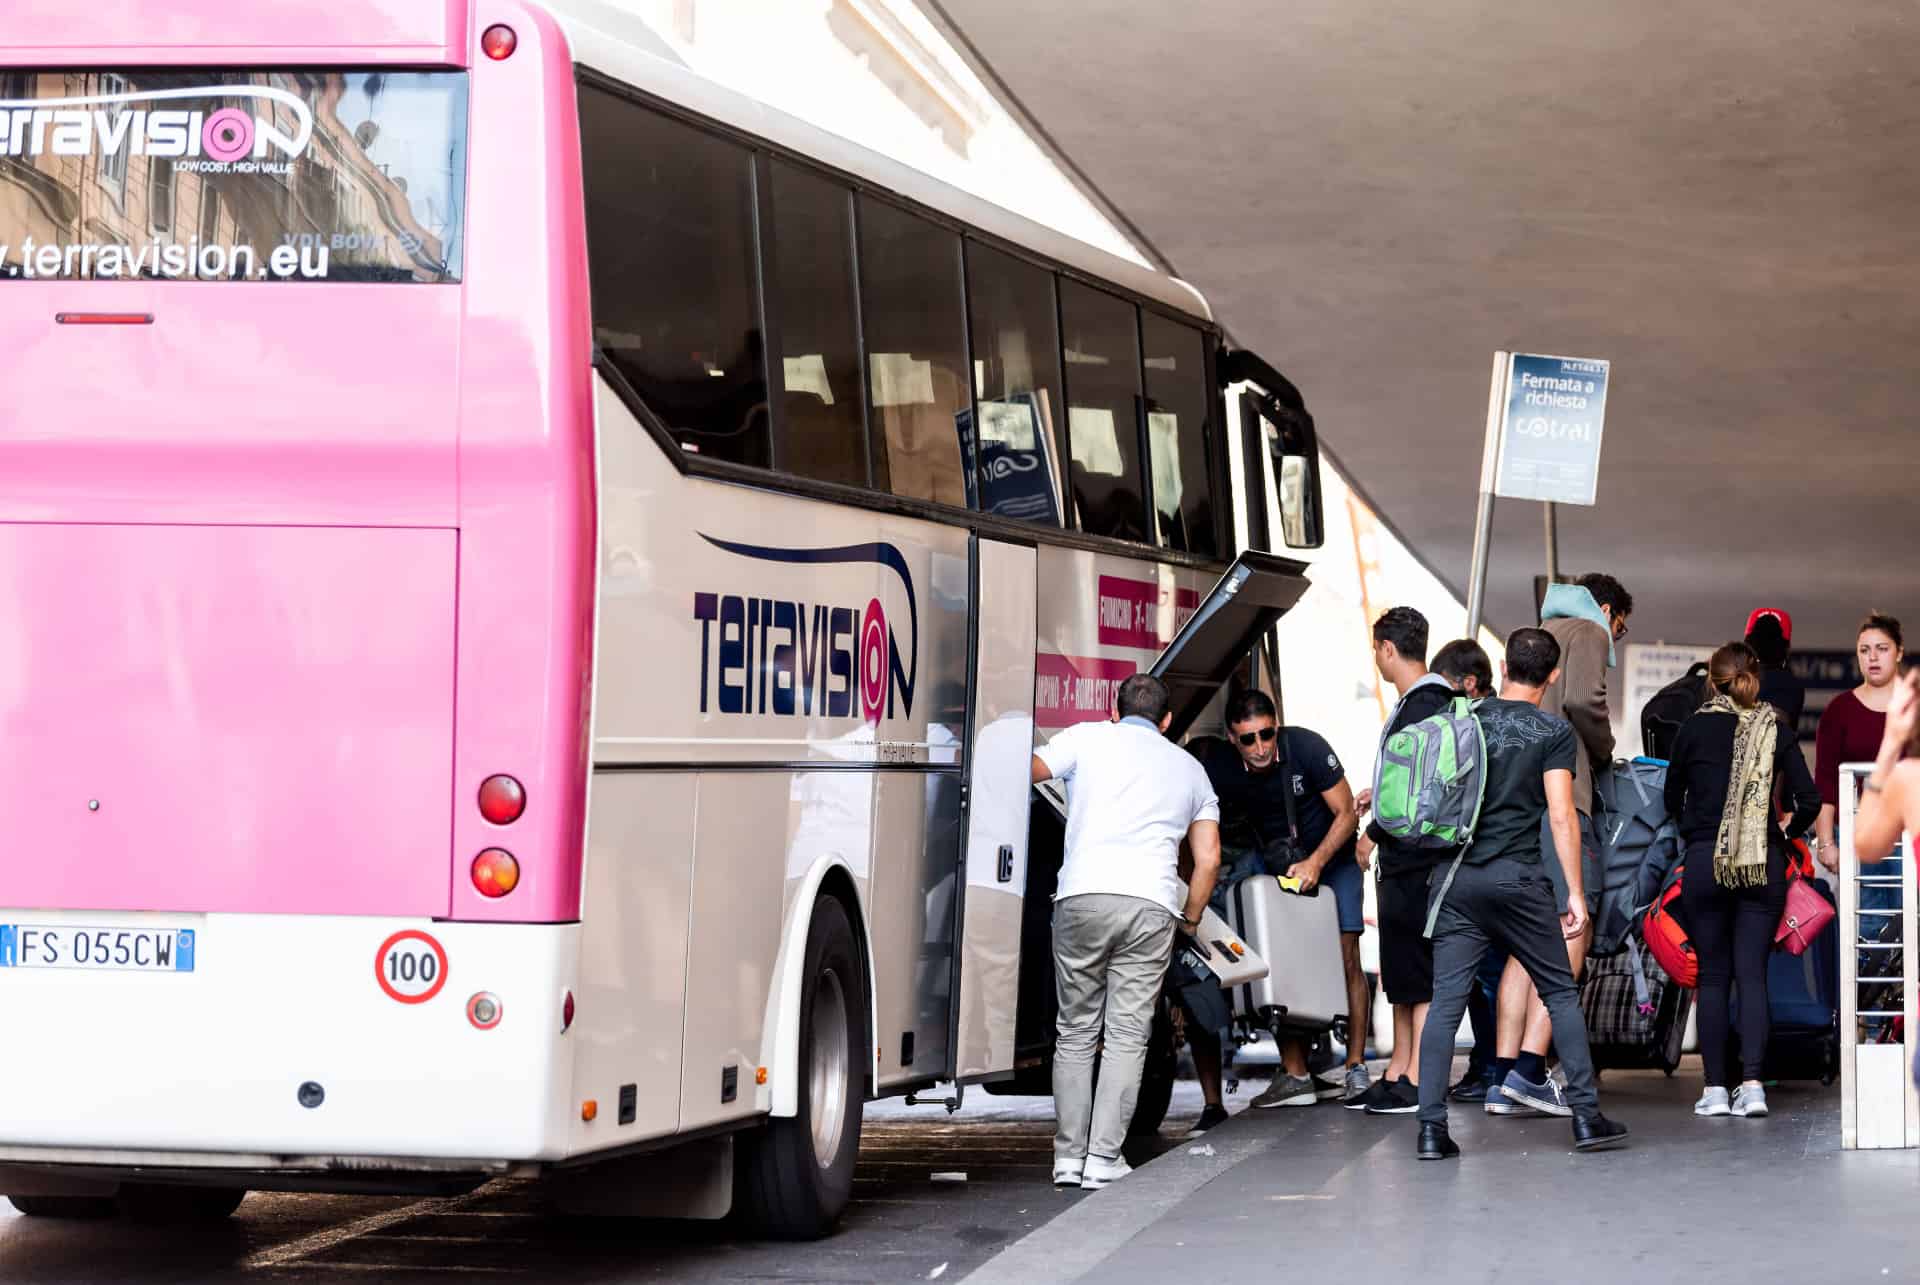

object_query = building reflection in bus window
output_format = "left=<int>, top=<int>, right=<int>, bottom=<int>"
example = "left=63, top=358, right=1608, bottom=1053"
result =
left=1059, top=281, right=1146, bottom=542
left=1141, top=312, right=1217, bottom=556
left=769, top=161, right=868, bottom=488
left=963, top=244, right=1064, bottom=524
left=857, top=197, right=971, bottom=509
left=580, top=88, right=768, bottom=464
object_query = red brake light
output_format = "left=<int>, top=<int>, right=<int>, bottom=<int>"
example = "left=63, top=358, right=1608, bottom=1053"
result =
left=482, top=24, right=517, bottom=60
left=472, top=848, right=520, bottom=898
left=55, top=313, right=153, bottom=325
left=478, top=774, right=526, bottom=825
left=561, top=989, right=576, bottom=1033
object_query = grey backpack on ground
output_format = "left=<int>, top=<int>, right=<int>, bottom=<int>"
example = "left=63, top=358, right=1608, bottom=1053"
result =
left=1589, top=757, right=1682, bottom=957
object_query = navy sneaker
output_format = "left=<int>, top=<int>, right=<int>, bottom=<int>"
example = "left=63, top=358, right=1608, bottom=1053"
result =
left=1484, top=1078, right=1539, bottom=1117
left=1500, top=1069, right=1572, bottom=1118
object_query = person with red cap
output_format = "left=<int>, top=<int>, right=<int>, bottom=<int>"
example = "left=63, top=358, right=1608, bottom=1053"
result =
left=1745, top=609, right=1805, bottom=733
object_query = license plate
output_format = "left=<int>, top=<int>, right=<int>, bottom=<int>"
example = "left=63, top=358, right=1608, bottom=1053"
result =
left=0, top=925, right=195, bottom=973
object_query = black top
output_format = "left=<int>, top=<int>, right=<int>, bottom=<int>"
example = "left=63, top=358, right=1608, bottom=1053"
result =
left=1663, top=707, right=1820, bottom=886
left=1197, top=727, right=1352, bottom=861
left=1366, top=677, right=1458, bottom=875
left=1758, top=667, right=1807, bottom=738
left=1461, top=698, right=1577, bottom=866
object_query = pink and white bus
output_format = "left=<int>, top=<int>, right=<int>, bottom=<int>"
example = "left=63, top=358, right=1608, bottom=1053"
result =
left=0, top=1, right=1322, bottom=1237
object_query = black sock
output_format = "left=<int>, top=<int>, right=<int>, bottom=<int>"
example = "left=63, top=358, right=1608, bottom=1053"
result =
left=1491, top=1056, right=1515, bottom=1083
left=1515, top=1052, right=1547, bottom=1082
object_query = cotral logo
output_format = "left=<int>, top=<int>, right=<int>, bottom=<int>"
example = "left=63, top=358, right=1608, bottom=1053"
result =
left=693, top=536, right=918, bottom=725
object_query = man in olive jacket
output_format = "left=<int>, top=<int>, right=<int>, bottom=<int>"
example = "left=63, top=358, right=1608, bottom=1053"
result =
left=1485, top=572, right=1633, bottom=1118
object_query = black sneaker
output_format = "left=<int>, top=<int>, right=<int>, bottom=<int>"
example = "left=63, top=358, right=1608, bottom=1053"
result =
left=1345, top=1078, right=1397, bottom=1111
left=1365, top=1076, right=1421, bottom=1115
left=1572, top=1113, right=1630, bottom=1152
left=1191, top=1103, right=1230, bottom=1133
left=1449, top=1066, right=1492, bottom=1103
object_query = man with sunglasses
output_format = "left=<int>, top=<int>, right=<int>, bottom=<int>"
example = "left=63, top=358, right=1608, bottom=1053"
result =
left=1193, top=690, right=1364, bottom=1108
left=1486, top=572, right=1633, bottom=1117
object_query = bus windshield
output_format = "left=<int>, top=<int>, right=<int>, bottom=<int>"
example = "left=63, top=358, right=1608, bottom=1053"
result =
left=0, top=70, right=466, bottom=283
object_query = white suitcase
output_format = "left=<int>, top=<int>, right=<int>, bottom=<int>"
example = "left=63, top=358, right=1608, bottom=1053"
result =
left=1228, top=874, right=1348, bottom=1031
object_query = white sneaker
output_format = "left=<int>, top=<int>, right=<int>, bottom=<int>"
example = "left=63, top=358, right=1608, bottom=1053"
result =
left=1694, top=1086, right=1731, bottom=1117
left=1079, top=1154, right=1132, bottom=1190
left=1731, top=1084, right=1769, bottom=1118
left=1052, top=1158, right=1084, bottom=1187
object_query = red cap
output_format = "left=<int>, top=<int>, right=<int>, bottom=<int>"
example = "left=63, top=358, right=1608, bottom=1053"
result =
left=1746, top=608, right=1792, bottom=643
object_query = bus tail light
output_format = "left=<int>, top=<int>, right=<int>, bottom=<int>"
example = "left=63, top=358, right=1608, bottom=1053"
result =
left=467, top=992, right=503, bottom=1030
left=562, top=989, right=576, bottom=1033
left=471, top=848, right=520, bottom=897
left=478, top=774, right=525, bottom=825
left=482, top=24, right=517, bottom=60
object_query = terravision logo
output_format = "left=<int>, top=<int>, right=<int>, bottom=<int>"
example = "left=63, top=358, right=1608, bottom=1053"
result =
left=692, top=536, right=919, bottom=725
left=0, top=85, right=314, bottom=166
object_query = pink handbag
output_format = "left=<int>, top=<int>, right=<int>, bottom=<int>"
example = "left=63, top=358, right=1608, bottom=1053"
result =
left=1776, top=847, right=1836, bottom=956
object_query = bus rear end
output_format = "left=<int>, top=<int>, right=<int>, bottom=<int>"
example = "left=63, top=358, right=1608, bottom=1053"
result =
left=0, top=2, right=596, bottom=1207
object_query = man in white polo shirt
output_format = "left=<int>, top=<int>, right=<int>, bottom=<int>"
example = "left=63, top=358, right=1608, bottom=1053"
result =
left=1032, top=673, right=1222, bottom=1190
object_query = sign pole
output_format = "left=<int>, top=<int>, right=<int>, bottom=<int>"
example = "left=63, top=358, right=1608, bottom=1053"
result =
left=1464, top=351, right=1508, bottom=639
left=1543, top=500, right=1560, bottom=583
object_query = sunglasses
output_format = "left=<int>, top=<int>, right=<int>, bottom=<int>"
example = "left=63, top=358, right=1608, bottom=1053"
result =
left=1236, top=727, right=1278, bottom=747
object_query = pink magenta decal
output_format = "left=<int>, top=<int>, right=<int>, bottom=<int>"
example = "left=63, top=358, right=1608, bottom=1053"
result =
left=859, top=597, right=888, bottom=724
left=1035, top=652, right=1139, bottom=729
left=1096, top=575, right=1201, bottom=650
left=201, top=108, right=253, bottom=163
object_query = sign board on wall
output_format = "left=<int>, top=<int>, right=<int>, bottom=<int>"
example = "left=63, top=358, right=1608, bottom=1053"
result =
left=1615, top=643, right=1714, bottom=759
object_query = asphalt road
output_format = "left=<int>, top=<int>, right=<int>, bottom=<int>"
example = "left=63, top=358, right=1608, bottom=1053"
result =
left=0, top=1089, right=1213, bottom=1284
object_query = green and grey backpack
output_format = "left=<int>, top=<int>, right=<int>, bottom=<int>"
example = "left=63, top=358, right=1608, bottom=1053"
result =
left=1371, top=695, right=1487, bottom=851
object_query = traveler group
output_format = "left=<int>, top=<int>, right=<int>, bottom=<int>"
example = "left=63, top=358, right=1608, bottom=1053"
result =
left=1042, top=573, right=1899, bottom=1183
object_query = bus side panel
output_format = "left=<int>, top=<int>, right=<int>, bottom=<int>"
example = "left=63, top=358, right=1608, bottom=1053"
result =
left=569, top=772, right=696, bottom=1152
left=677, top=774, right=793, bottom=1133
left=869, top=771, right=961, bottom=1090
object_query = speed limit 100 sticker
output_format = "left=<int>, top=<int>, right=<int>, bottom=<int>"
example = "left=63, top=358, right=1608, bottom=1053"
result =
left=375, top=930, right=449, bottom=1004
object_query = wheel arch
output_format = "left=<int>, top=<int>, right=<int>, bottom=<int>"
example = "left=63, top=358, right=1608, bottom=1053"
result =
left=758, top=855, right=877, bottom=1118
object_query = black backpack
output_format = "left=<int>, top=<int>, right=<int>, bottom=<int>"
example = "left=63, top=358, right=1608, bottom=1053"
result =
left=1640, top=662, right=1709, bottom=760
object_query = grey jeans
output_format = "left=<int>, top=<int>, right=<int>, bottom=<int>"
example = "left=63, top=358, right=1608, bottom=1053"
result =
left=1052, top=893, right=1177, bottom=1163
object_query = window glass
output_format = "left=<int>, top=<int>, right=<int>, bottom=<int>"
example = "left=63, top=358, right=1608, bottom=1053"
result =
left=580, top=87, right=767, bottom=464
left=964, top=244, right=1064, bottom=524
left=768, top=162, right=866, bottom=488
left=1141, top=312, right=1218, bottom=556
left=1059, top=281, right=1146, bottom=541
left=858, top=197, right=970, bottom=508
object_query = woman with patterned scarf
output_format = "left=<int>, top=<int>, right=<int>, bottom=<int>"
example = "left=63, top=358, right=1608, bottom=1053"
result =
left=1662, top=642, right=1821, bottom=1119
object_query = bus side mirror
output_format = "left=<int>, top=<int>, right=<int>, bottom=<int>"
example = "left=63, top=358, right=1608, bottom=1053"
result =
left=1264, top=397, right=1324, bottom=550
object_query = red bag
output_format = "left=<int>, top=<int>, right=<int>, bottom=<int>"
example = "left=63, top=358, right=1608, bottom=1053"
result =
left=1776, top=845, right=1836, bottom=956
left=1643, top=867, right=1697, bottom=989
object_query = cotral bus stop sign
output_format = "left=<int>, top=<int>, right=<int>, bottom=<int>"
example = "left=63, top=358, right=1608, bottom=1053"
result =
left=1493, top=352, right=1610, bottom=506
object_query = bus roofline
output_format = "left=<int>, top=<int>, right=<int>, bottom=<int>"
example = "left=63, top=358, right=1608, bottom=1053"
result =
left=758, top=854, right=878, bottom=1119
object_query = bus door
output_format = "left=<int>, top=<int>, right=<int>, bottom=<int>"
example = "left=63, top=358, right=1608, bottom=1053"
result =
left=947, top=535, right=1039, bottom=1084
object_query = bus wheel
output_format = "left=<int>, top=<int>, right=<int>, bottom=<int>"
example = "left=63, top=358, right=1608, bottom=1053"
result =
left=116, top=1184, right=247, bottom=1223
left=6, top=1195, right=118, bottom=1219
left=736, top=894, right=864, bottom=1240
left=1126, top=1002, right=1177, bottom=1138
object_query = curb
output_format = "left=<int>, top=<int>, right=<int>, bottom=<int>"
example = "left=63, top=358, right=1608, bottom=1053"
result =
left=958, top=1110, right=1278, bottom=1285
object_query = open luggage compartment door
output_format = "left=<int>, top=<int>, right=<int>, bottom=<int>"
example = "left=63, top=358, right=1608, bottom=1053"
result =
left=1149, top=551, right=1311, bottom=741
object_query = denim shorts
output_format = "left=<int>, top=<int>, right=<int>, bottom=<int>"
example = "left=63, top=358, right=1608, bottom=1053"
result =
left=1320, top=854, right=1365, bottom=935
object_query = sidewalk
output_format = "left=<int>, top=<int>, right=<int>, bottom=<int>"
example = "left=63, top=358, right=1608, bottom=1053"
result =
left=963, top=1063, right=1920, bottom=1284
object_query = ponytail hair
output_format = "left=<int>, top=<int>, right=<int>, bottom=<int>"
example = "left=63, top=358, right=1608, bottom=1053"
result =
left=1708, top=641, right=1762, bottom=709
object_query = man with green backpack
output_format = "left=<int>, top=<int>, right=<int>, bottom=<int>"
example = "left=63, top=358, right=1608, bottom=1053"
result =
left=1406, top=627, right=1631, bottom=1160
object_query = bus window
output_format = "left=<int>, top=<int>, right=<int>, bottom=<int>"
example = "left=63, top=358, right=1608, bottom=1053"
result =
left=580, top=89, right=768, bottom=465
left=1141, top=312, right=1218, bottom=557
left=767, top=162, right=868, bottom=488
left=1059, top=281, right=1147, bottom=542
left=964, top=244, right=1064, bottom=525
left=857, top=197, right=971, bottom=509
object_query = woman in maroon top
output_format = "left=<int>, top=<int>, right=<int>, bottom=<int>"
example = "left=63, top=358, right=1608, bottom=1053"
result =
left=1812, top=613, right=1904, bottom=870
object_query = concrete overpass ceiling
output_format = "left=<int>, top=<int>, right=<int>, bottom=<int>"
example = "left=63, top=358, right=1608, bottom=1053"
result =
left=936, top=0, right=1920, bottom=650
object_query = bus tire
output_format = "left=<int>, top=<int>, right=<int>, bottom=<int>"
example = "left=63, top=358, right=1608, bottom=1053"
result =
left=736, top=893, right=864, bottom=1240
left=1126, top=1003, right=1177, bottom=1139
left=116, top=1184, right=247, bottom=1223
left=6, top=1194, right=118, bottom=1219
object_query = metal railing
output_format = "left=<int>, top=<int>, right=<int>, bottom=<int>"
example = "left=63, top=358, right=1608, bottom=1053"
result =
left=1838, top=762, right=1918, bottom=1149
